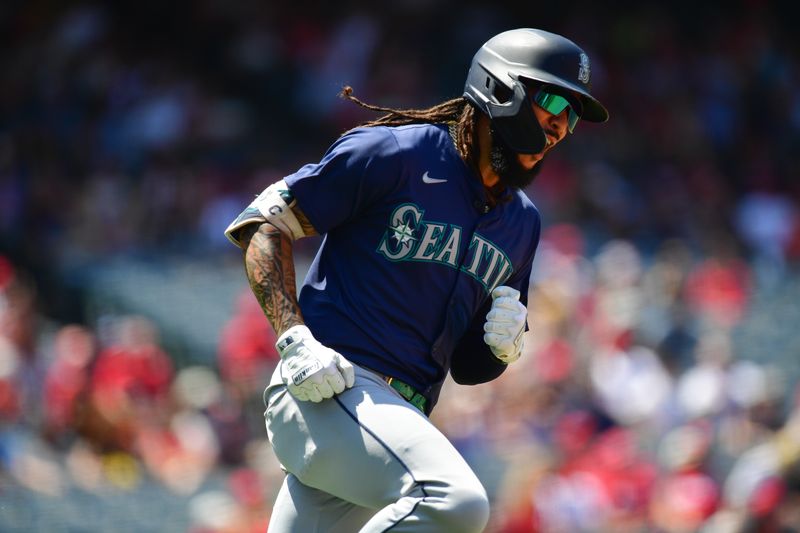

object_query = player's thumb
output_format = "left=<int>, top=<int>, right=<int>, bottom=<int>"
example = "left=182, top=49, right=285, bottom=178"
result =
left=491, top=286, right=520, bottom=301
left=335, top=353, right=356, bottom=388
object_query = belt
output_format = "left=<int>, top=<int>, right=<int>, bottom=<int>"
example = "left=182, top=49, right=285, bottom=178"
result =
left=383, top=375, right=427, bottom=414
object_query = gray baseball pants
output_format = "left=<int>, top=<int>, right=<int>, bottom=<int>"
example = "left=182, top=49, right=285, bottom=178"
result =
left=264, top=364, right=490, bottom=532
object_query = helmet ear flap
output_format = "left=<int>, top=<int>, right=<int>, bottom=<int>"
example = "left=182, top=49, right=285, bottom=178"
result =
left=470, top=77, right=547, bottom=154
left=490, top=96, right=547, bottom=154
left=464, top=66, right=547, bottom=154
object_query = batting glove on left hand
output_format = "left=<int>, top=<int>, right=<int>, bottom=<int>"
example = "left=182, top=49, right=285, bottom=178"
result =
left=483, top=286, right=527, bottom=364
left=276, top=325, right=356, bottom=402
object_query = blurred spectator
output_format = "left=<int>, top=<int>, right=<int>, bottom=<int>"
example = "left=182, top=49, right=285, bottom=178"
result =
left=684, top=256, right=751, bottom=331
left=42, top=324, right=96, bottom=445
left=735, top=189, right=798, bottom=285
left=650, top=422, right=720, bottom=532
left=0, top=257, right=45, bottom=430
left=85, top=316, right=174, bottom=452
left=674, top=330, right=732, bottom=421
left=217, top=289, right=279, bottom=398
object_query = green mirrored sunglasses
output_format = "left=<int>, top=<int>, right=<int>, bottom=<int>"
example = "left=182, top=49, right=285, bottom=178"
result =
left=532, top=89, right=581, bottom=133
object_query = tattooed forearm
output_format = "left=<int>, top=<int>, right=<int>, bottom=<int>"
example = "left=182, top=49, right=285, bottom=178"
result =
left=293, top=205, right=318, bottom=237
left=240, top=223, right=304, bottom=337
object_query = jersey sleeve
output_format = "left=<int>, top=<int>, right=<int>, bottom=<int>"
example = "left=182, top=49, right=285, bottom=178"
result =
left=283, top=126, right=403, bottom=235
left=449, top=298, right=507, bottom=385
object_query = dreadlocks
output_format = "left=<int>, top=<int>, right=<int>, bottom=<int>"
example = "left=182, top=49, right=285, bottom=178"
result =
left=339, top=86, right=479, bottom=170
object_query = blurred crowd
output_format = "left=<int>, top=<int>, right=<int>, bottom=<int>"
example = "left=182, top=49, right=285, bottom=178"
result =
left=0, top=254, right=283, bottom=531
left=2, top=0, right=800, bottom=531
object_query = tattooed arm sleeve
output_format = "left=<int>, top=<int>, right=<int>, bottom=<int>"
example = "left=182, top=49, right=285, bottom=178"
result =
left=238, top=204, right=318, bottom=337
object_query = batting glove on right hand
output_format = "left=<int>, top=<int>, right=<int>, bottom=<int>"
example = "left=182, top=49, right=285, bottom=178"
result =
left=276, top=325, right=355, bottom=402
left=483, top=286, right=527, bottom=364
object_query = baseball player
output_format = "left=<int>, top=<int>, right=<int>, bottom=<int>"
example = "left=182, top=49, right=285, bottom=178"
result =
left=225, top=28, right=608, bottom=532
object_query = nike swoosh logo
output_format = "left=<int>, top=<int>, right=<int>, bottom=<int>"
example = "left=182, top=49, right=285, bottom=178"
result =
left=422, top=171, right=447, bottom=184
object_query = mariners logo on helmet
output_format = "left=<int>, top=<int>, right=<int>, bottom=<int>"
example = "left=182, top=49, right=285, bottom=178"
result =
left=578, top=53, right=590, bottom=84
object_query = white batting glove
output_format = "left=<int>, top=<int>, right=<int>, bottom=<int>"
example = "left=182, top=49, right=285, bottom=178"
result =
left=276, top=325, right=356, bottom=402
left=483, top=286, right=527, bottom=364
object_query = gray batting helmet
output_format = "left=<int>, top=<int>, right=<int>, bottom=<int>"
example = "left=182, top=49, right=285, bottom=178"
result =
left=464, top=28, right=609, bottom=154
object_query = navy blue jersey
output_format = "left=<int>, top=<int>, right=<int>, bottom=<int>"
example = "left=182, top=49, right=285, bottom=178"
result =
left=282, top=123, right=541, bottom=409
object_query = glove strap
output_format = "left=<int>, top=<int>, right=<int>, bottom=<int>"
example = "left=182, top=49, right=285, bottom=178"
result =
left=276, top=325, right=313, bottom=357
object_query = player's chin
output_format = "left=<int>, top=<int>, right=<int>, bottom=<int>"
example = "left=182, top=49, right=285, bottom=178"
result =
left=499, top=158, right=543, bottom=190
left=490, top=133, right=544, bottom=189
